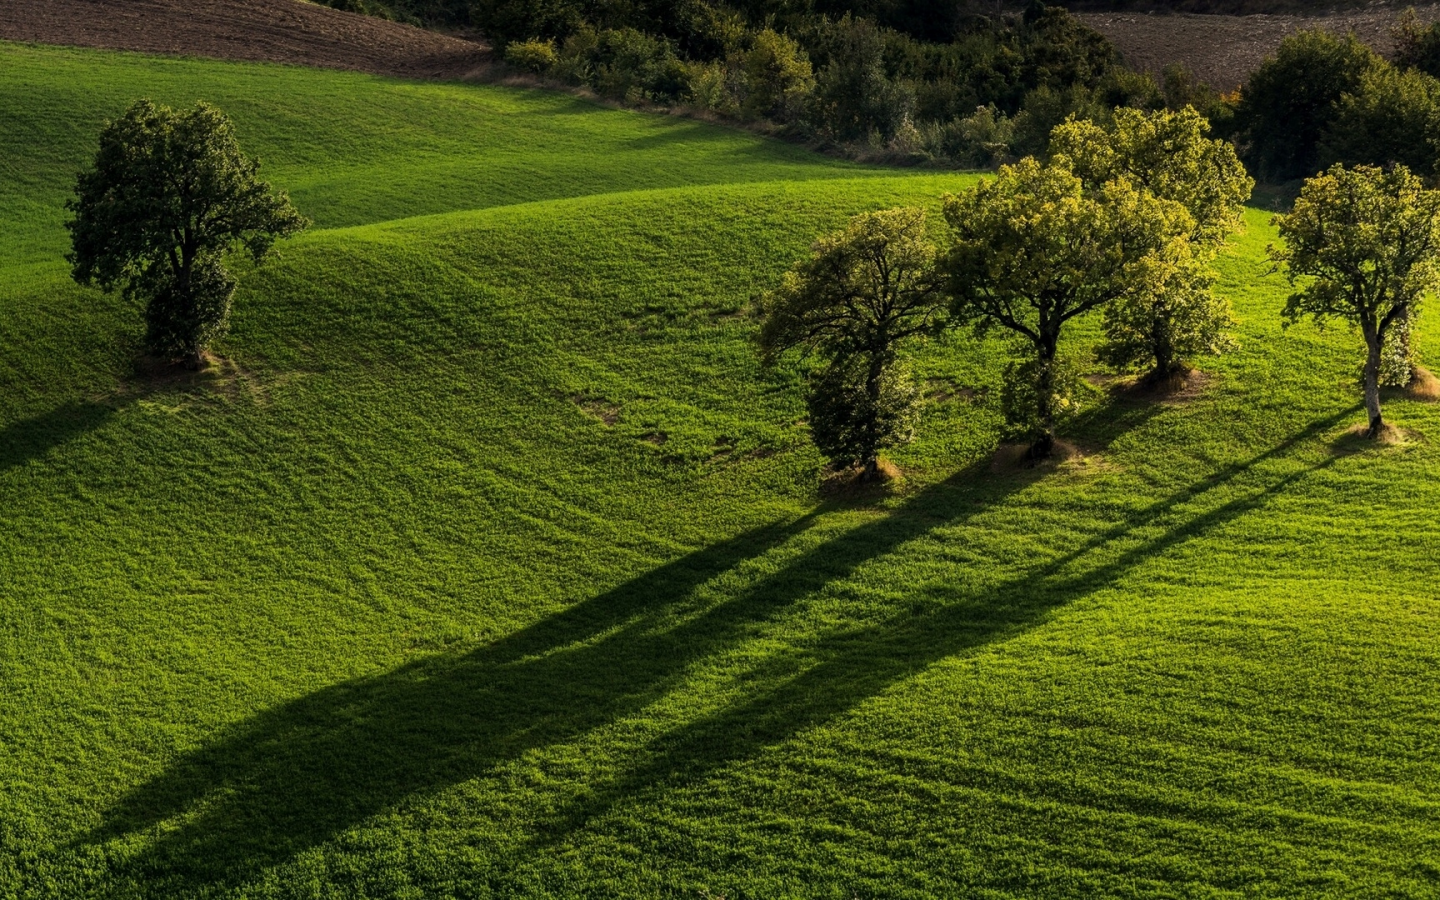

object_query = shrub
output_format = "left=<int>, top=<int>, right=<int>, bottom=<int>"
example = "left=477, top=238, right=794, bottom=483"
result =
left=505, top=39, right=559, bottom=75
left=740, top=29, right=815, bottom=123
left=809, top=15, right=916, bottom=142
left=1320, top=63, right=1440, bottom=177
left=917, top=105, right=1014, bottom=167
left=1236, top=30, right=1379, bottom=181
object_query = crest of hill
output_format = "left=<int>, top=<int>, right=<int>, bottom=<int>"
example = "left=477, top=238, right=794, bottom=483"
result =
left=0, top=0, right=490, bottom=78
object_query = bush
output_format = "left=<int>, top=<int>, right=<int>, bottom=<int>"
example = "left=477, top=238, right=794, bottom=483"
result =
left=550, top=26, right=690, bottom=104
left=1321, top=63, right=1440, bottom=177
left=807, top=359, right=919, bottom=474
left=740, top=29, right=815, bottom=123
left=810, top=15, right=916, bottom=142
left=1236, top=29, right=1379, bottom=181
left=918, top=105, right=1014, bottom=167
left=505, top=39, right=559, bottom=75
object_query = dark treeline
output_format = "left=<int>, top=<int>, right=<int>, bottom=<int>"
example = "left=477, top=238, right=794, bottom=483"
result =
left=315, top=0, right=1440, bottom=181
left=316, top=0, right=1185, bottom=165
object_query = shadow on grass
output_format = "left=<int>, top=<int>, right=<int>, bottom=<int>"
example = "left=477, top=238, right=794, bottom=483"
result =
left=82, top=411, right=1352, bottom=893
left=0, top=401, right=115, bottom=474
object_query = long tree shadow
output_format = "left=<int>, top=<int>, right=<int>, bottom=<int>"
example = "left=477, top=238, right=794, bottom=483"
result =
left=83, top=411, right=1351, bottom=894
left=0, top=401, right=115, bottom=474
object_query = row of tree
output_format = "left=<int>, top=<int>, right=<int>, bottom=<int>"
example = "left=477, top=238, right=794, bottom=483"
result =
left=63, top=100, right=1440, bottom=479
left=759, top=106, right=1440, bottom=476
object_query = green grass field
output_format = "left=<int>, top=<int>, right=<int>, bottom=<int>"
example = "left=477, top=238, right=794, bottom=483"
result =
left=2, top=41, right=1439, bottom=900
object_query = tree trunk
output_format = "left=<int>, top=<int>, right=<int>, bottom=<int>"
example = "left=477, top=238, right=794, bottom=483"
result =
left=859, top=353, right=885, bottom=480
left=1029, top=343, right=1058, bottom=460
left=1363, top=328, right=1385, bottom=438
left=1148, top=315, right=1179, bottom=385
left=859, top=456, right=881, bottom=482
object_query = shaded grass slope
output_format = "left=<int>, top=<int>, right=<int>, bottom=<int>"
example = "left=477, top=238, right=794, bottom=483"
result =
left=2, top=42, right=1439, bottom=900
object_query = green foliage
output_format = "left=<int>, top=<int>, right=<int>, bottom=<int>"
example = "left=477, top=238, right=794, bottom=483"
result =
left=1392, top=7, right=1440, bottom=80
left=65, top=100, right=307, bottom=364
left=1320, top=63, right=1440, bottom=177
left=1271, top=163, right=1440, bottom=434
left=997, top=350, right=1084, bottom=441
left=471, top=0, right=1129, bottom=159
left=805, top=356, right=919, bottom=472
left=809, top=15, right=916, bottom=142
left=758, top=206, right=944, bottom=472
left=739, top=29, right=815, bottom=122
left=504, top=38, right=559, bottom=74
left=1052, top=106, right=1252, bottom=250
left=1051, top=107, right=1250, bottom=378
left=941, top=157, right=1194, bottom=453
left=916, top=105, right=1015, bottom=167
left=1236, top=29, right=1380, bottom=181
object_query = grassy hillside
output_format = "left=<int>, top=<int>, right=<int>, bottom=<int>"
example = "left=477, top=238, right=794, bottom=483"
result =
left=2, top=42, right=1439, bottom=900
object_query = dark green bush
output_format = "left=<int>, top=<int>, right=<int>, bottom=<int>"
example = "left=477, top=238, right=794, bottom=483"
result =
left=1321, top=63, right=1440, bottom=177
left=1236, top=29, right=1379, bottom=181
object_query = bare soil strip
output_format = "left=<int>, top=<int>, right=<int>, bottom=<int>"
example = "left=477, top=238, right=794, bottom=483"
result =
left=1078, top=5, right=1440, bottom=90
left=0, top=0, right=490, bottom=79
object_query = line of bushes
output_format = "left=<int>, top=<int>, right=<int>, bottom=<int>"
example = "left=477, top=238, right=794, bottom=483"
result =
left=492, top=2, right=1192, bottom=166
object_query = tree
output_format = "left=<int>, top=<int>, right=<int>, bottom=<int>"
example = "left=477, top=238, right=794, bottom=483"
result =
left=758, top=207, right=945, bottom=479
left=67, top=100, right=308, bottom=368
left=739, top=29, right=814, bottom=123
left=1320, top=62, right=1440, bottom=177
left=941, top=157, right=1194, bottom=458
left=1050, top=106, right=1252, bottom=381
left=1236, top=30, right=1378, bottom=182
left=1270, top=163, right=1440, bottom=438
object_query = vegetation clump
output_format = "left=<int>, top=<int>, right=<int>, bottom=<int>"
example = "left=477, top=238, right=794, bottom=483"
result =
left=66, top=100, right=307, bottom=368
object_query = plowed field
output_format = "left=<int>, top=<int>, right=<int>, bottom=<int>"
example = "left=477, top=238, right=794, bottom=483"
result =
left=1079, top=4, right=1440, bottom=90
left=0, top=0, right=489, bottom=78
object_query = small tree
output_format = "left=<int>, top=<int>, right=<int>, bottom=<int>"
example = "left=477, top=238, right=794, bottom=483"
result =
left=758, top=207, right=945, bottom=479
left=740, top=29, right=814, bottom=123
left=942, top=157, right=1194, bottom=458
left=67, top=100, right=307, bottom=368
left=1050, top=106, right=1252, bottom=382
left=1270, top=163, right=1440, bottom=438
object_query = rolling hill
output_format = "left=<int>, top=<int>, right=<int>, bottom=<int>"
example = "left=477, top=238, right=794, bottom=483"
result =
left=2, top=40, right=1439, bottom=899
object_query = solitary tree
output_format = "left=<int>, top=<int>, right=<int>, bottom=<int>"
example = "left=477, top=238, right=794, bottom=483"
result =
left=758, top=207, right=945, bottom=479
left=1050, top=106, right=1252, bottom=382
left=67, top=100, right=308, bottom=369
left=1270, top=163, right=1440, bottom=438
left=942, top=157, right=1194, bottom=459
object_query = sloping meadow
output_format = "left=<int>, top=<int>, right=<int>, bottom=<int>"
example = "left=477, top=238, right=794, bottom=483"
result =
left=2, top=43, right=1439, bottom=899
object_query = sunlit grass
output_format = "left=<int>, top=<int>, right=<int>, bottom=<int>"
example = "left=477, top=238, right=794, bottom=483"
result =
left=2, top=42, right=1438, bottom=900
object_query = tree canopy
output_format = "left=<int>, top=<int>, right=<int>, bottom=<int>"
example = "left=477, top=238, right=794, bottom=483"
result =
left=67, top=100, right=308, bottom=366
left=1050, top=107, right=1249, bottom=380
left=942, top=157, right=1194, bottom=456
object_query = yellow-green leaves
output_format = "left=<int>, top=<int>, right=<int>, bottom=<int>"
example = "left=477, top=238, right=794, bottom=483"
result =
left=1272, top=163, right=1440, bottom=330
left=1050, top=106, right=1253, bottom=254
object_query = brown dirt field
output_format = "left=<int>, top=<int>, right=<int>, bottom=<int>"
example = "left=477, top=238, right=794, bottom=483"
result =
left=1078, top=4, right=1440, bottom=90
left=0, top=0, right=490, bottom=79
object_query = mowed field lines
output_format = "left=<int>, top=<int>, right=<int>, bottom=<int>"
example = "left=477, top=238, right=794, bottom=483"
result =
left=1, top=42, right=1439, bottom=900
